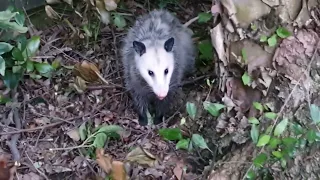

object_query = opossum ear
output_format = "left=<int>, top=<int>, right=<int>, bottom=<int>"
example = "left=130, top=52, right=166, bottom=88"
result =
left=133, top=41, right=146, bottom=56
left=164, top=37, right=174, bottom=52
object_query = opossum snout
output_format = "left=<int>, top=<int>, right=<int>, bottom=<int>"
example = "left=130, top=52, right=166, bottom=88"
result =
left=156, top=91, right=167, bottom=100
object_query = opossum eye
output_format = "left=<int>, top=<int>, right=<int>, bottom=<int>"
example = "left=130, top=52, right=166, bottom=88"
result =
left=164, top=68, right=168, bottom=75
left=148, top=70, right=154, bottom=76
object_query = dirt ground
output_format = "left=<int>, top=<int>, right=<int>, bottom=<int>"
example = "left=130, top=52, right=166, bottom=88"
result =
left=1, top=0, right=320, bottom=180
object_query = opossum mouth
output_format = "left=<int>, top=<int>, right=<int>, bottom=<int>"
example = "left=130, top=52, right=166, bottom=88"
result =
left=157, top=96, right=165, bottom=100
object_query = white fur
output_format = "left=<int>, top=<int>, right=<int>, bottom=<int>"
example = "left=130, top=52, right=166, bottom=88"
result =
left=135, top=44, right=175, bottom=99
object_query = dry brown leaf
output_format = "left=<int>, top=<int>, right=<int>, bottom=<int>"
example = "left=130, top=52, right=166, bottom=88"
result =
left=0, top=155, right=15, bottom=180
left=66, top=129, right=80, bottom=141
left=173, top=161, right=184, bottom=180
left=125, top=146, right=157, bottom=167
left=73, top=61, right=101, bottom=82
left=73, top=76, right=87, bottom=93
left=96, top=0, right=111, bottom=25
left=96, top=148, right=113, bottom=174
left=111, top=161, right=128, bottom=180
left=45, top=5, right=61, bottom=19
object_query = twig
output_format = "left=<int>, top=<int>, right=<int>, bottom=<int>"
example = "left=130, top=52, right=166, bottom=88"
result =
left=49, top=145, right=93, bottom=151
left=183, top=16, right=199, bottom=27
left=183, top=10, right=211, bottom=27
left=25, top=152, right=49, bottom=180
left=6, top=89, right=22, bottom=164
left=0, top=115, right=86, bottom=136
left=241, top=40, right=320, bottom=180
left=31, top=111, right=75, bottom=125
left=111, top=26, right=121, bottom=78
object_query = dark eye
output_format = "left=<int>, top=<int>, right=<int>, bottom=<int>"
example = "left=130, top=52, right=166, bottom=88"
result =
left=148, top=70, right=154, bottom=76
left=164, top=68, right=168, bottom=75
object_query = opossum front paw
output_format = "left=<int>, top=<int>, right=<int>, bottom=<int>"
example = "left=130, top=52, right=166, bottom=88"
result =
left=154, top=115, right=163, bottom=125
left=138, top=114, right=148, bottom=126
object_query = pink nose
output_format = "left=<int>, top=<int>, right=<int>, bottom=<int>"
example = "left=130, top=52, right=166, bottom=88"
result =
left=157, top=92, right=167, bottom=100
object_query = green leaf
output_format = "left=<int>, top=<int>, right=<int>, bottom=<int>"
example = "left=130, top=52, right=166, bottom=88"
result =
left=79, top=122, right=87, bottom=141
left=260, top=35, right=268, bottom=42
left=248, top=117, right=259, bottom=124
left=14, top=11, right=25, bottom=26
left=52, top=59, right=61, bottom=69
left=257, top=134, right=271, bottom=147
left=307, top=130, right=316, bottom=144
left=12, top=47, right=24, bottom=61
left=93, top=133, right=107, bottom=148
left=310, top=104, right=320, bottom=123
left=159, top=128, right=182, bottom=141
left=198, top=40, right=213, bottom=60
left=246, top=170, right=256, bottom=180
left=291, top=123, right=304, bottom=135
left=274, top=118, right=288, bottom=136
left=29, top=73, right=42, bottom=79
left=198, top=12, right=212, bottom=23
left=0, top=56, right=5, bottom=76
left=281, top=159, right=287, bottom=168
left=267, top=34, right=277, bottom=47
left=276, top=27, right=291, bottom=38
left=0, top=42, right=13, bottom=55
left=253, top=153, right=267, bottom=167
left=203, top=101, right=225, bottom=117
left=0, top=95, right=11, bottom=104
left=113, top=14, right=126, bottom=29
left=242, top=72, right=251, bottom=85
left=0, top=10, right=18, bottom=21
left=264, top=112, right=277, bottom=120
left=25, top=36, right=40, bottom=57
left=282, top=137, right=297, bottom=148
left=250, top=124, right=259, bottom=144
left=12, top=66, right=22, bottom=73
left=3, top=70, right=23, bottom=89
left=34, top=62, right=53, bottom=74
left=191, top=134, right=209, bottom=150
left=252, top=102, right=263, bottom=112
left=272, top=151, right=283, bottom=158
left=186, top=102, right=197, bottom=120
left=241, top=48, right=248, bottom=64
left=96, top=125, right=124, bottom=138
left=26, top=60, right=34, bottom=72
left=268, top=137, right=281, bottom=149
left=0, top=21, right=28, bottom=33
left=176, top=139, right=190, bottom=150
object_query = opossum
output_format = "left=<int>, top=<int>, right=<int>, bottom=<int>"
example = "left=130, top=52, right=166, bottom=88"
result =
left=120, top=9, right=196, bottom=126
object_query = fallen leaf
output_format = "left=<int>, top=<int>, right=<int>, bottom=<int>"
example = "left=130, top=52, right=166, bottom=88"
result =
left=73, top=76, right=87, bottom=93
left=73, top=61, right=108, bottom=84
left=111, top=161, right=128, bottom=180
left=34, top=117, right=50, bottom=125
left=0, top=155, right=15, bottom=180
left=104, top=0, right=120, bottom=11
left=125, top=146, right=157, bottom=167
left=45, top=5, right=61, bottom=19
left=96, top=148, right=113, bottom=174
left=96, top=0, right=111, bottom=25
left=173, top=161, right=184, bottom=180
left=66, top=129, right=80, bottom=141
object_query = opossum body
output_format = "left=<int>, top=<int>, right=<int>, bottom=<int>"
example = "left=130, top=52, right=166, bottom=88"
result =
left=121, top=9, right=196, bottom=125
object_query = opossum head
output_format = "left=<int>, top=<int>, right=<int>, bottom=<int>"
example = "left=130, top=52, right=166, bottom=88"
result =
left=133, top=37, right=175, bottom=100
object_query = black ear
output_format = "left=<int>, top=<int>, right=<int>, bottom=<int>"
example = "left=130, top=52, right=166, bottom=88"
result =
left=164, top=37, right=174, bottom=52
left=133, top=41, right=146, bottom=56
